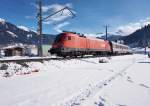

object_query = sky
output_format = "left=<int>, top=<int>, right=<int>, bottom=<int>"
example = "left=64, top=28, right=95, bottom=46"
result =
left=0, top=0, right=150, bottom=36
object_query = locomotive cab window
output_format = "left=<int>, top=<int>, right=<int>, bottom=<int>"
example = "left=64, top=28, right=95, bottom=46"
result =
left=64, top=36, right=71, bottom=40
left=54, top=34, right=63, bottom=43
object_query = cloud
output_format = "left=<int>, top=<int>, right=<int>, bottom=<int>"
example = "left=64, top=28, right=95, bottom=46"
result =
left=54, top=22, right=70, bottom=33
left=115, top=23, right=140, bottom=35
left=42, top=3, right=73, bottom=13
left=42, top=3, right=75, bottom=33
left=27, top=3, right=74, bottom=24
left=25, top=3, right=75, bottom=34
left=42, top=3, right=75, bottom=25
left=115, top=18, right=150, bottom=36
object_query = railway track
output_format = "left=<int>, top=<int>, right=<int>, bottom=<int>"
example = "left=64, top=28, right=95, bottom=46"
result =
left=0, top=57, right=62, bottom=63
left=0, top=55, right=103, bottom=63
left=0, top=54, right=130, bottom=63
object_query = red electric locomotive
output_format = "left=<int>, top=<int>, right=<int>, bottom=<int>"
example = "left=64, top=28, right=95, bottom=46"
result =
left=49, top=32, right=111, bottom=57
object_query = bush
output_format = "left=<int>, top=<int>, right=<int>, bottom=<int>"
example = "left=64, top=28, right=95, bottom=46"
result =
left=0, top=64, right=8, bottom=70
left=16, top=62, right=29, bottom=68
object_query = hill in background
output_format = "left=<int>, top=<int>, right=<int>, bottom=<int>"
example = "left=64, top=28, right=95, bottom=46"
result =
left=122, top=25, right=150, bottom=47
left=0, top=18, right=55, bottom=45
left=101, top=24, right=150, bottom=48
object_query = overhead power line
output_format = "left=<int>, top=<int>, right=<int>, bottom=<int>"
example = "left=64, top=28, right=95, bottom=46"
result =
left=36, top=0, right=75, bottom=57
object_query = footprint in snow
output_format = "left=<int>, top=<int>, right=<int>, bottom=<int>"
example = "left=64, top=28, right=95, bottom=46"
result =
left=139, top=83, right=149, bottom=89
left=127, top=79, right=134, bottom=83
left=126, top=76, right=134, bottom=83
left=107, top=69, right=114, bottom=72
left=118, top=73, right=124, bottom=77
left=94, top=101, right=104, bottom=106
left=94, top=96, right=106, bottom=106
left=98, top=102, right=105, bottom=106
left=99, top=96, right=106, bottom=102
left=72, top=102, right=80, bottom=105
left=117, top=104, right=127, bottom=106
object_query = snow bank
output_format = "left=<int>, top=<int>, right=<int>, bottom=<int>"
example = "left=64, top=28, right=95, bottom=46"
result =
left=99, top=57, right=111, bottom=63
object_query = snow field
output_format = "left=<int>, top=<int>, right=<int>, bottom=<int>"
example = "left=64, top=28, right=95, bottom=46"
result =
left=82, top=54, right=150, bottom=106
left=0, top=54, right=149, bottom=106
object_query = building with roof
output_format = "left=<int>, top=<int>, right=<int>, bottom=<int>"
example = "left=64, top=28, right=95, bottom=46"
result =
left=3, top=45, right=24, bottom=56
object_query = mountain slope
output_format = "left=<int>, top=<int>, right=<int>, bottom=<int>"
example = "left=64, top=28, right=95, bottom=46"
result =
left=122, top=24, right=150, bottom=47
left=0, top=18, right=55, bottom=45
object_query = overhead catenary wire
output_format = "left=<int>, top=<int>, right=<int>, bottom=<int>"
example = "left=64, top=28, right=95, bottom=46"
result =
left=36, top=0, right=75, bottom=57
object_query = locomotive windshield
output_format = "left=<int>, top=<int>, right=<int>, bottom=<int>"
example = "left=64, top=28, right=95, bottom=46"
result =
left=54, top=34, right=63, bottom=43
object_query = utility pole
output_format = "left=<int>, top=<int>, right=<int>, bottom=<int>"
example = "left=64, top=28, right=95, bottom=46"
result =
left=144, top=30, right=147, bottom=54
left=37, top=0, right=43, bottom=56
left=36, top=0, right=75, bottom=57
left=103, top=25, right=110, bottom=40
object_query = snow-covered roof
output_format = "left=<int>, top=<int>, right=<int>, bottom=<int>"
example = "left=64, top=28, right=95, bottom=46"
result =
left=3, top=45, right=25, bottom=50
left=1, top=44, right=38, bottom=50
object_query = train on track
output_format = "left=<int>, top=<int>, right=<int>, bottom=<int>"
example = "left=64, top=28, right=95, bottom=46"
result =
left=49, top=31, right=131, bottom=57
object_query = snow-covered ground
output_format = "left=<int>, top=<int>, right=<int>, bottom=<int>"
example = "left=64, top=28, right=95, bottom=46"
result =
left=0, top=55, right=56, bottom=61
left=0, top=54, right=150, bottom=106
